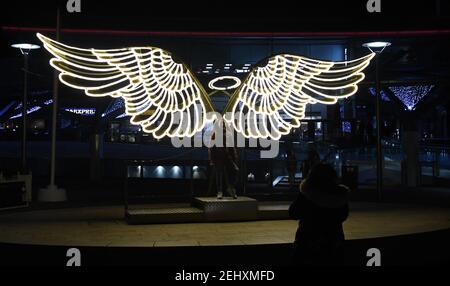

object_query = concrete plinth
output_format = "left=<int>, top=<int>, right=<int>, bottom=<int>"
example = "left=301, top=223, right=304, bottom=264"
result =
left=192, top=197, right=258, bottom=221
left=38, top=184, right=67, bottom=202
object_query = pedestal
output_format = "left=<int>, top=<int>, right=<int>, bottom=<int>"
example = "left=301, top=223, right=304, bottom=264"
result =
left=192, top=197, right=258, bottom=221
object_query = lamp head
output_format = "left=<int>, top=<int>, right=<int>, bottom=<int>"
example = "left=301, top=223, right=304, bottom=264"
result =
left=11, top=43, right=41, bottom=55
left=362, top=41, right=391, bottom=53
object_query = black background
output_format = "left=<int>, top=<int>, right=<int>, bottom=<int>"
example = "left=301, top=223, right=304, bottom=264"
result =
left=1, top=0, right=450, bottom=32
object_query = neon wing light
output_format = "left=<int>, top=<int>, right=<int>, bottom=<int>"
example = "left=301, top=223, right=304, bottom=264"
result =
left=37, top=33, right=215, bottom=139
left=38, top=33, right=374, bottom=140
left=223, top=53, right=375, bottom=139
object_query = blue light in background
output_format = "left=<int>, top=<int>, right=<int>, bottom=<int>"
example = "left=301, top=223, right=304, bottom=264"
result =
left=9, top=106, right=42, bottom=119
left=0, top=101, right=16, bottom=117
left=14, top=102, right=22, bottom=110
left=388, top=85, right=434, bottom=111
left=115, top=112, right=129, bottom=119
left=368, top=87, right=390, bottom=102
left=342, top=121, right=351, bottom=133
left=102, top=98, right=125, bottom=118
left=64, top=108, right=96, bottom=116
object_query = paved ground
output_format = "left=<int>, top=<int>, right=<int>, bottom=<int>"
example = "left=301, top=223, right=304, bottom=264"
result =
left=0, top=202, right=449, bottom=247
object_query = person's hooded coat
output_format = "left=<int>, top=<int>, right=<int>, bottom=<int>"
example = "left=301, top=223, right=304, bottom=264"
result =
left=289, top=182, right=349, bottom=261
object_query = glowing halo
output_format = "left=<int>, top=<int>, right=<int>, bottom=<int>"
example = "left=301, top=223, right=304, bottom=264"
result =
left=208, top=76, right=242, bottom=91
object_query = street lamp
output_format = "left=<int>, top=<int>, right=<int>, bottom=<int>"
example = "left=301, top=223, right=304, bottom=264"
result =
left=362, top=41, right=390, bottom=201
left=38, top=7, right=67, bottom=202
left=11, top=43, right=40, bottom=174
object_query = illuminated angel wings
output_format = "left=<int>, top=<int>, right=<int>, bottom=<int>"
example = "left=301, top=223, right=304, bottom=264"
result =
left=223, top=53, right=374, bottom=139
left=37, top=33, right=215, bottom=139
left=37, top=33, right=374, bottom=140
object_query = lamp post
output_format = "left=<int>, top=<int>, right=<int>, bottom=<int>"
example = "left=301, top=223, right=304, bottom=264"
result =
left=38, top=7, right=67, bottom=202
left=11, top=43, right=40, bottom=174
left=362, top=41, right=391, bottom=201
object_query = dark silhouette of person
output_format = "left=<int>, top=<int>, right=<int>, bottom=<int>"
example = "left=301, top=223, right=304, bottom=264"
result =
left=301, top=148, right=321, bottom=179
left=286, top=149, right=297, bottom=186
left=289, top=163, right=349, bottom=266
left=207, top=127, right=238, bottom=199
left=225, top=146, right=240, bottom=195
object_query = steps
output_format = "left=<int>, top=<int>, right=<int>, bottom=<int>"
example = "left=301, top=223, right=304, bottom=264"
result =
left=125, top=198, right=291, bottom=224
